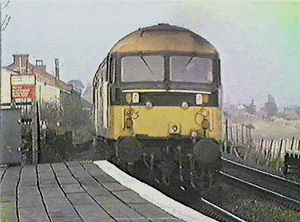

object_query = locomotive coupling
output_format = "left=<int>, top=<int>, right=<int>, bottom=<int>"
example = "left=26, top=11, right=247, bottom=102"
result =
left=193, top=139, right=220, bottom=165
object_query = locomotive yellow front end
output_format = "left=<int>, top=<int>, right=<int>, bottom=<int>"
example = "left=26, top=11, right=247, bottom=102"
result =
left=93, top=24, right=223, bottom=189
left=113, top=104, right=222, bottom=140
left=111, top=97, right=222, bottom=163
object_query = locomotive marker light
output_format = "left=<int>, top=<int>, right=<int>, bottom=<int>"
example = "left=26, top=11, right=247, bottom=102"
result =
left=196, top=94, right=210, bottom=105
left=196, top=94, right=203, bottom=105
left=125, top=93, right=132, bottom=104
left=132, top=92, right=139, bottom=103
left=202, top=94, right=210, bottom=104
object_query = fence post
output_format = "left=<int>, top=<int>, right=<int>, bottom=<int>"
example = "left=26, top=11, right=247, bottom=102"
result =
left=236, top=124, right=239, bottom=144
left=230, top=125, right=233, bottom=144
left=265, top=140, right=269, bottom=164
left=266, top=140, right=273, bottom=166
left=32, top=101, right=40, bottom=165
left=257, top=139, right=264, bottom=164
left=291, top=137, right=295, bottom=157
left=249, top=125, right=252, bottom=147
left=241, top=124, right=244, bottom=145
left=275, top=139, right=284, bottom=171
left=224, top=119, right=229, bottom=153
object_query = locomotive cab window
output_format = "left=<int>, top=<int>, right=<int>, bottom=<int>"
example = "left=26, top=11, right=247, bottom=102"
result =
left=170, top=56, right=213, bottom=83
left=121, top=55, right=164, bottom=82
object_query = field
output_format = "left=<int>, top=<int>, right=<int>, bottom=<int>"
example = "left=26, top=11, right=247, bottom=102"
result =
left=227, top=109, right=300, bottom=140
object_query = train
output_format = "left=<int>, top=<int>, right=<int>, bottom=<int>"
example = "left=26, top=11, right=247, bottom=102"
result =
left=92, top=23, right=223, bottom=190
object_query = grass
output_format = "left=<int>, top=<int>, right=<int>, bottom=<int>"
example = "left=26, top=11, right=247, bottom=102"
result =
left=228, top=110, right=300, bottom=140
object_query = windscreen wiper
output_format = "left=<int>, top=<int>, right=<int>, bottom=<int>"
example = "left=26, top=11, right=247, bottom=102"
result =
left=183, top=54, right=196, bottom=72
left=139, top=53, right=153, bottom=74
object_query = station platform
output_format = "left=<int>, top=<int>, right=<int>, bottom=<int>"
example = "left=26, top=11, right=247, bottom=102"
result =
left=0, top=160, right=214, bottom=222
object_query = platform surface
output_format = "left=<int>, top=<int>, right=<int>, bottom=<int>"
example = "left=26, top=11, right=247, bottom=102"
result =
left=0, top=161, right=187, bottom=222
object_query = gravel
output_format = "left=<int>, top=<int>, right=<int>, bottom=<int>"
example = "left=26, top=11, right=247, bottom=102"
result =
left=190, top=181, right=299, bottom=222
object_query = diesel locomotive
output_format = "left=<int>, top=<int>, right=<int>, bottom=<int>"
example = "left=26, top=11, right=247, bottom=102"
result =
left=93, top=24, right=223, bottom=189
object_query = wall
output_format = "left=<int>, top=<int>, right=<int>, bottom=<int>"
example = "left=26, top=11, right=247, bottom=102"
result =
left=0, top=69, right=15, bottom=108
left=36, top=80, right=61, bottom=106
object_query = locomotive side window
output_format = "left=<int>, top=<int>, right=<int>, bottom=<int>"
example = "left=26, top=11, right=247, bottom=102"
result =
left=110, top=56, right=116, bottom=83
left=170, top=56, right=213, bottom=83
left=121, top=55, right=164, bottom=82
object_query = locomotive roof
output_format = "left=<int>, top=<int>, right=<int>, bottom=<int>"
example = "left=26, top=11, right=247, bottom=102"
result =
left=109, top=23, right=218, bottom=55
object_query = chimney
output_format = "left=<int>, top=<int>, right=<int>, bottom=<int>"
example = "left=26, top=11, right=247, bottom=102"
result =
left=13, top=54, right=29, bottom=66
left=34, top=59, right=47, bottom=73
left=55, top=58, right=60, bottom=80
left=12, top=54, right=29, bottom=74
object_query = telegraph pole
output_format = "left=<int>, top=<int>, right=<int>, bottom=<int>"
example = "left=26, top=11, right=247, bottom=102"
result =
left=0, top=2, right=3, bottom=152
left=0, top=1, right=11, bottom=158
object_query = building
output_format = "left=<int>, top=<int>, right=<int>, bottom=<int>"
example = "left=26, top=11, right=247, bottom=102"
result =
left=1, top=54, right=76, bottom=109
left=0, top=54, right=84, bottom=165
left=0, top=68, right=17, bottom=109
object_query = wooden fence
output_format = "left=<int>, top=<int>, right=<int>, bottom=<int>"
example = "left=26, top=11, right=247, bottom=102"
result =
left=224, top=120, right=300, bottom=165
left=251, top=137, right=300, bottom=162
left=224, top=120, right=253, bottom=147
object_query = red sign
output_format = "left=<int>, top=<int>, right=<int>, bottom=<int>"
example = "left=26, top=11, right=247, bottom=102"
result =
left=12, top=85, right=36, bottom=101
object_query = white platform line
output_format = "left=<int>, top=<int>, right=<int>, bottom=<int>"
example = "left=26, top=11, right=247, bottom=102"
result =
left=94, top=160, right=216, bottom=222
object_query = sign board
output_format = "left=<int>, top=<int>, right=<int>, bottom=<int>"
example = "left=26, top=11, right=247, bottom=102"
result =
left=11, top=74, right=36, bottom=86
left=12, top=85, right=36, bottom=101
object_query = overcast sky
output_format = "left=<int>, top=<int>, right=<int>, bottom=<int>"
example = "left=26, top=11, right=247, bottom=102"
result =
left=3, top=1, right=299, bottom=108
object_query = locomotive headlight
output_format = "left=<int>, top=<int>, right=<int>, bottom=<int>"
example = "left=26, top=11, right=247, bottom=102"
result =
left=195, top=94, right=203, bottom=105
left=132, top=92, right=139, bottom=103
left=126, top=93, right=132, bottom=104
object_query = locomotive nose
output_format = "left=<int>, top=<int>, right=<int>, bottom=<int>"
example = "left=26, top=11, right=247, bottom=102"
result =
left=193, top=139, right=221, bottom=165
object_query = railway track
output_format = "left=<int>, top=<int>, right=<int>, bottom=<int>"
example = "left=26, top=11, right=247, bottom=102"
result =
left=109, top=159, right=246, bottom=222
left=147, top=177, right=248, bottom=222
left=148, top=156, right=300, bottom=221
left=107, top=151, right=300, bottom=221
left=221, top=157, right=300, bottom=210
left=197, top=197, right=247, bottom=222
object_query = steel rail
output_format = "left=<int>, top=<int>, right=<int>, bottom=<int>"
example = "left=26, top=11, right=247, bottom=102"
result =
left=221, top=156, right=300, bottom=204
left=219, top=171, right=300, bottom=209
left=221, top=157, right=300, bottom=186
left=200, top=197, right=247, bottom=222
